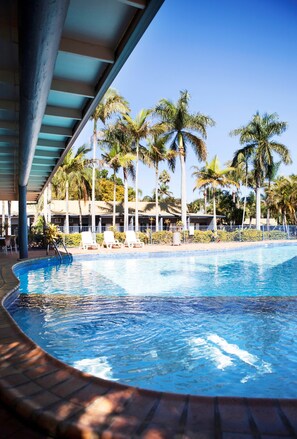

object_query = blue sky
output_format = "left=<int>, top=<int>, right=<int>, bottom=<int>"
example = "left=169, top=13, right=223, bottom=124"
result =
left=75, top=0, right=297, bottom=201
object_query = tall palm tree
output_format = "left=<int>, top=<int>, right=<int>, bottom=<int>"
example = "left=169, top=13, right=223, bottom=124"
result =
left=52, top=145, right=90, bottom=233
left=230, top=112, right=291, bottom=230
left=143, top=135, right=175, bottom=231
left=192, top=155, right=238, bottom=232
left=155, top=90, right=215, bottom=229
left=90, top=88, right=130, bottom=231
left=102, top=122, right=135, bottom=231
left=70, top=166, right=92, bottom=232
left=119, top=109, right=158, bottom=231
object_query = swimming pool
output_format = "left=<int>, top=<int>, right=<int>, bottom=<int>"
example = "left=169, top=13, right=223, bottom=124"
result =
left=8, top=244, right=297, bottom=398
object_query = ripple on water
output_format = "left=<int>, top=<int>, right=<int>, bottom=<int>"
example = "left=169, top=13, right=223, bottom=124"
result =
left=9, top=293, right=297, bottom=398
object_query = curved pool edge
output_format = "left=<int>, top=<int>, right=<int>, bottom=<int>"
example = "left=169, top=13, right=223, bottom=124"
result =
left=0, top=249, right=297, bottom=437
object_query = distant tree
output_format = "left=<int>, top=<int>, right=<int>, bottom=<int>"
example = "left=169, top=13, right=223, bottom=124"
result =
left=102, top=122, right=135, bottom=230
left=143, top=135, right=175, bottom=230
left=192, top=156, right=238, bottom=232
left=119, top=109, right=159, bottom=231
left=52, top=145, right=90, bottom=233
left=155, top=90, right=215, bottom=229
left=231, top=112, right=291, bottom=229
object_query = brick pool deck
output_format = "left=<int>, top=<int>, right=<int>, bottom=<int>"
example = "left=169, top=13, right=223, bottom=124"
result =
left=0, top=242, right=297, bottom=438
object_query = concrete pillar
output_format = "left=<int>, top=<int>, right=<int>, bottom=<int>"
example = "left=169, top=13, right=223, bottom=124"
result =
left=19, top=185, right=28, bottom=259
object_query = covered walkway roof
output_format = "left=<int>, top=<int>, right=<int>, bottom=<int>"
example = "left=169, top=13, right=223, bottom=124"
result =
left=0, top=0, right=164, bottom=202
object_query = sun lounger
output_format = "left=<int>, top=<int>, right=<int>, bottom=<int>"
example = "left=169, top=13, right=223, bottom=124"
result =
left=80, top=231, right=100, bottom=250
left=103, top=231, right=122, bottom=249
left=124, top=231, right=144, bottom=248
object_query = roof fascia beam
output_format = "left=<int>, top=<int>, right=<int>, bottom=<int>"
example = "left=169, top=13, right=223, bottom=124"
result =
left=36, top=139, right=65, bottom=149
left=45, top=105, right=81, bottom=120
left=0, top=99, right=19, bottom=111
left=117, top=0, right=146, bottom=9
left=51, top=78, right=94, bottom=97
left=0, top=120, right=18, bottom=130
left=34, top=150, right=61, bottom=159
left=60, top=37, right=114, bottom=63
left=40, top=125, right=72, bottom=137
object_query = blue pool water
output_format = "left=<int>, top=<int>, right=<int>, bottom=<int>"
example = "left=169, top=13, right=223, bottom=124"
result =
left=8, top=244, right=297, bottom=397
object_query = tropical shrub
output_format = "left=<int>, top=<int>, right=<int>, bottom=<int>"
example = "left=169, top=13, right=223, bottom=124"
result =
left=151, top=231, right=173, bottom=244
left=239, top=229, right=263, bottom=242
left=192, top=230, right=213, bottom=243
left=62, top=233, right=81, bottom=247
left=137, top=232, right=149, bottom=244
left=96, top=233, right=104, bottom=245
left=263, top=230, right=287, bottom=240
left=217, top=230, right=237, bottom=242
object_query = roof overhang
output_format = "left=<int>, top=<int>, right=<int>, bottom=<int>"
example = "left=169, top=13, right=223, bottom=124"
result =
left=0, top=0, right=164, bottom=202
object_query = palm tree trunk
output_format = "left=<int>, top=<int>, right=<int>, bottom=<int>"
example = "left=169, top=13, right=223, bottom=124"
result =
left=135, top=141, right=139, bottom=232
left=179, top=136, right=187, bottom=230
left=213, top=190, right=217, bottom=233
left=78, top=199, right=82, bottom=232
left=91, top=125, right=97, bottom=233
left=1, top=201, right=5, bottom=235
left=65, top=180, right=69, bottom=234
left=123, top=169, right=129, bottom=232
left=204, top=190, right=207, bottom=214
left=155, top=165, right=159, bottom=232
left=241, top=163, right=248, bottom=229
left=256, top=186, right=261, bottom=230
left=7, top=201, right=11, bottom=235
left=48, top=183, right=52, bottom=223
left=112, top=171, right=116, bottom=227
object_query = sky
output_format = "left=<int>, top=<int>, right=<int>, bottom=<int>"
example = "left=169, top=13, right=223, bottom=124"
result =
left=74, top=0, right=297, bottom=202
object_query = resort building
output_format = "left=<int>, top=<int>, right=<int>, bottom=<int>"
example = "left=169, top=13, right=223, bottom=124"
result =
left=0, top=200, right=220, bottom=234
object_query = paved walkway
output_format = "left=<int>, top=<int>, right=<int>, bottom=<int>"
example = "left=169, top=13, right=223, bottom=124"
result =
left=0, top=242, right=296, bottom=438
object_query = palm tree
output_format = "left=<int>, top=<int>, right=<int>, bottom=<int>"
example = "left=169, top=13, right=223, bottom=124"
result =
left=119, top=109, right=158, bottom=232
left=90, top=88, right=130, bottom=231
left=231, top=112, right=291, bottom=230
left=155, top=90, right=215, bottom=230
left=266, top=176, right=297, bottom=227
left=70, top=166, right=92, bottom=232
left=192, top=155, right=238, bottom=232
left=102, top=122, right=135, bottom=231
left=143, top=135, right=175, bottom=231
left=52, top=145, right=90, bottom=234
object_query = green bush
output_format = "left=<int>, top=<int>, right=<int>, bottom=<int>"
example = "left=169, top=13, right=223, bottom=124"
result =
left=62, top=233, right=81, bottom=247
left=193, top=230, right=213, bottom=243
left=238, top=229, right=263, bottom=241
left=217, top=230, right=236, bottom=242
left=96, top=233, right=104, bottom=245
left=263, top=230, right=287, bottom=240
left=137, top=232, right=149, bottom=244
left=151, top=231, right=173, bottom=244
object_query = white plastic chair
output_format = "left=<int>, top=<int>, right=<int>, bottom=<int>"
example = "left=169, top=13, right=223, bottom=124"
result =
left=103, top=231, right=122, bottom=249
left=124, top=231, right=144, bottom=248
left=80, top=231, right=100, bottom=250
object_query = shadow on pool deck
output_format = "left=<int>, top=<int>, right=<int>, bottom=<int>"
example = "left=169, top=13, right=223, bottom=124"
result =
left=0, top=244, right=296, bottom=438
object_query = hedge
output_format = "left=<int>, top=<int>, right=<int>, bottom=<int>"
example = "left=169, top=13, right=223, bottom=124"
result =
left=59, top=229, right=289, bottom=248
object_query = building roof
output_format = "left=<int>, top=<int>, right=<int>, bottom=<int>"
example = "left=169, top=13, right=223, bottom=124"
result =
left=22, top=200, right=220, bottom=219
left=0, top=0, right=164, bottom=202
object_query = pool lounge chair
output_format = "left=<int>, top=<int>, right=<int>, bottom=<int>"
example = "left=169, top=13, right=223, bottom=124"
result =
left=124, top=231, right=144, bottom=248
left=103, top=231, right=122, bottom=249
left=80, top=231, right=100, bottom=250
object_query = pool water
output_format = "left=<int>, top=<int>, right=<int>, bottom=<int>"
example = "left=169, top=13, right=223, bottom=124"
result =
left=8, top=245, right=297, bottom=397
